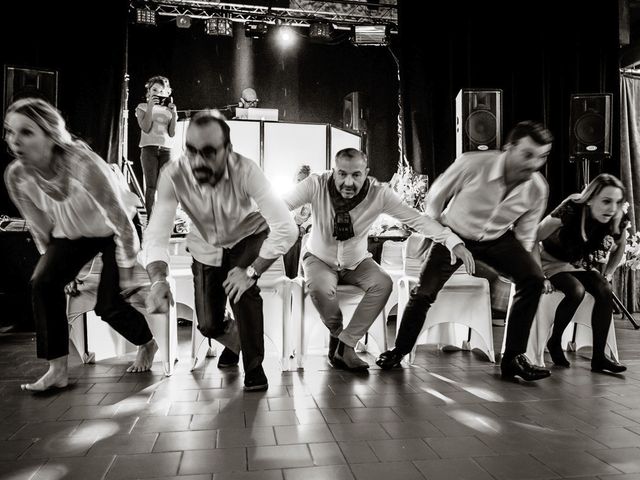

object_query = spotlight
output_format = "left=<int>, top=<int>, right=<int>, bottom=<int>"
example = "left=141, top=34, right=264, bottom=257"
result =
left=277, top=25, right=296, bottom=47
left=135, top=8, right=156, bottom=25
left=176, top=15, right=192, bottom=29
left=309, top=21, right=333, bottom=41
left=245, top=22, right=268, bottom=39
left=205, top=17, right=233, bottom=36
left=351, top=24, right=389, bottom=46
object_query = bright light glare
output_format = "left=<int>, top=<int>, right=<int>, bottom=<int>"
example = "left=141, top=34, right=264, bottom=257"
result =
left=277, top=26, right=296, bottom=47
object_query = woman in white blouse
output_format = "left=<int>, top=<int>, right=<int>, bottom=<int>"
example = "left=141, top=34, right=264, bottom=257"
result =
left=4, top=98, right=157, bottom=392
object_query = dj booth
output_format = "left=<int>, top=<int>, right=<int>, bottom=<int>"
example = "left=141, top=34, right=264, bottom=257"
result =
left=173, top=117, right=362, bottom=191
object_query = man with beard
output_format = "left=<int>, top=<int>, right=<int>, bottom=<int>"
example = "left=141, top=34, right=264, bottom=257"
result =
left=376, top=121, right=554, bottom=382
left=141, top=110, right=297, bottom=391
left=283, top=148, right=474, bottom=370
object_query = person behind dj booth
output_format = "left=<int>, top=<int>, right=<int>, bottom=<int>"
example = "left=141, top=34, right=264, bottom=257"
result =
left=233, top=87, right=259, bottom=119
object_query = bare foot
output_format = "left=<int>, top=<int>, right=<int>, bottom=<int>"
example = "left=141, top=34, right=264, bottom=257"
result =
left=21, top=356, right=69, bottom=392
left=126, top=339, right=159, bottom=373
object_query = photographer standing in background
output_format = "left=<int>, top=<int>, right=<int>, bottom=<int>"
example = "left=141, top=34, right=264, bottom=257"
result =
left=136, top=75, right=177, bottom=219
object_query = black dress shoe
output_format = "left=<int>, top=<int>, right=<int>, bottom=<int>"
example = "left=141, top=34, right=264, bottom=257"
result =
left=217, top=348, right=240, bottom=368
left=546, top=340, right=570, bottom=368
left=591, top=357, right=627, bottom=374
left=376, top=349, right=405, bottom=370
left=501, top=354, right=551, bottom=381
left=244, top=365, right=268, bottom=391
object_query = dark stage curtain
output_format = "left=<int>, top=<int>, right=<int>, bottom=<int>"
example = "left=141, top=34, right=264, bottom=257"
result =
left=397, top=0, right=620, bottom=209
left=126, top=21, right=399, bottom=182
left=0, top=0, right=128, bottom=216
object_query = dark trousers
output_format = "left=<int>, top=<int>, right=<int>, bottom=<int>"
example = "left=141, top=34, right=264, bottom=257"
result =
left=395, top=231, right=545, bottom=364
left=31, top=236, right=153, bottom=360
left=192, top=230, right=268, bottom=372
left=140, top=145, right=171, bottom=219
left=548, top=270, right=613, bottom=361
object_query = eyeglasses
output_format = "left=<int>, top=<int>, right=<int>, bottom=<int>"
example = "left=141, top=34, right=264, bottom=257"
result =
left=185, top=143, right=219, bottom=160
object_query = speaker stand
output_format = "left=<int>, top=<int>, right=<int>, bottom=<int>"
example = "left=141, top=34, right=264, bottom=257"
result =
left=575, top=156, right=602, bottom=190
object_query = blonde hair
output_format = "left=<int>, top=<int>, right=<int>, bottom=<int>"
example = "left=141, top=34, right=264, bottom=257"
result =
left=6, top=97, right=90, bottom=159
left=570, top=173, right=626, bottom=234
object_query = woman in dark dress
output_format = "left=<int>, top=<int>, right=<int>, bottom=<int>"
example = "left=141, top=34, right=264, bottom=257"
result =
left=537, top=174, right=628, bottom=373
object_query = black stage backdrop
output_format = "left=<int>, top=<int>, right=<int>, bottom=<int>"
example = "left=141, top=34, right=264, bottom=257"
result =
left=126, top=20, right=399, bottom=184
left=398, top=0, right=621, bottom=208
left=0, top=0, right=128, bottom=217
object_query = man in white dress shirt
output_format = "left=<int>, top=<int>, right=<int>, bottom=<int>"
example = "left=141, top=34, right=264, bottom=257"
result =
left=377, top=121, right=554, bottom=382
left=141, top=110, right=297, bottom=391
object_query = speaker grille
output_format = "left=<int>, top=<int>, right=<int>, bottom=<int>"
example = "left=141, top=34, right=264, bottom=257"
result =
left=574, top=112, right=605, bottom=145
left=466, top=110, right=497, bottom=145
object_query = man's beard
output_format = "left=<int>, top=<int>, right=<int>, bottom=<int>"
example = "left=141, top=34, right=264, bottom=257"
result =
left=339, top=186, right=356, bottom=198
left=192, top=166, right=223, bottom=186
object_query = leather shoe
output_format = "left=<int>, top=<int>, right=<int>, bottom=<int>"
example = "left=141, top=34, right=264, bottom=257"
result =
left=376, top=349, right=404, bottom=370
left=333, top=341, right=369, bottom=370
left=217, top=347, right=240, bottom=368
left=501, top=354, right=551, bottom=381
left=244, top=365, right=268, bottom=391
left=591, top=357, right=627, bottom=374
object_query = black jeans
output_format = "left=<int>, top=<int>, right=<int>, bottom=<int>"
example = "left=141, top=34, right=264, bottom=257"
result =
left=192, top=230, right=268, bottom=372
left=395, top=231, right=545, bottom=364
left=140, top=145, right=171, bottom=219
left=30, top=236, right=153, bottom=360
left=548, top=270, right=613, bottom=361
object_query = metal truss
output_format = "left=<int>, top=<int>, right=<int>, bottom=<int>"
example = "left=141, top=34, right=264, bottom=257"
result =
left=132, top=0, right=398, bottom=30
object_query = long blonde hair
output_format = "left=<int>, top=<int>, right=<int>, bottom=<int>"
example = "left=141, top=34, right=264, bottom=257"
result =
left=569, top=173, right=626, bottom=235
left=5, top=97, right=90, bottom=160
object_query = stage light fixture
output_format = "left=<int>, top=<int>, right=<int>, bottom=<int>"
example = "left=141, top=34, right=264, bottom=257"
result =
left=135, top=8, right=156, bottom=25
left=176, top=15, right=192, bottom=29
left=245, top=22, right=268, bottom=39
left=309, top=21, right=333, bottom=41
left=351, top=24, right=389, bottom=46
left=205, top=17, right=233, bottom=36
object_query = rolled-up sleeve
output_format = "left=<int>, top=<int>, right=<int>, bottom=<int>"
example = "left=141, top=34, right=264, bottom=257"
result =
left=244, top=162, right=297, bottom=259
left=382, top=187, right=462, bottom=251
left=82, top=155, right=139, bottom=267
left=514, top=174, right=549, bottom=252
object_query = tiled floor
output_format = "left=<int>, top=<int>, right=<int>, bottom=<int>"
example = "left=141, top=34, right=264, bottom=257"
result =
left=2, top=316, right=640, bottom=480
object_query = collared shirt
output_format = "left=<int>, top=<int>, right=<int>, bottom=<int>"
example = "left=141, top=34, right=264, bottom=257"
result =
left=283, top=172, right=462, bottom=270
left=141, top=152, right=297, bottom=267
left=425, top=150, right=549, bottom=252
left=4, top=150, right=140, bottom=267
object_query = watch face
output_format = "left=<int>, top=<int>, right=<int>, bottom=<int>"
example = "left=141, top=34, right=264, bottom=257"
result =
left=246, top=266, right=257, bottom=279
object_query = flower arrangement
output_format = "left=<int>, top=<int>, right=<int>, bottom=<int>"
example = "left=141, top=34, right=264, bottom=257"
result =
left=621, top=230, right=640, bottom=270
left=388, top=159, right=429, bottom=212
left=369, top=159, right=429, bottom=236
left=618, top=202, right=640, bottom=270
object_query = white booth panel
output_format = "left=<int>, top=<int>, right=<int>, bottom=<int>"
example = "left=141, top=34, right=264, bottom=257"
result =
left=263, top=123, right=328, bottom=195
left=330, top=126, right=362, bottom=165
left=227, top=120, right=261, bottom=163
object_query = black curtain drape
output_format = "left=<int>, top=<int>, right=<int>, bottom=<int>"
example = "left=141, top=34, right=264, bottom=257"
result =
left=398, top=0, right=620, bottom=208
left=0, top=0, right=128, bottom=215
left=126, top=21, right=399, bottom=183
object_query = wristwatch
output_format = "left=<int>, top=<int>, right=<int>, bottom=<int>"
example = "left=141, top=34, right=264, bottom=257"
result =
left=245, top=265, right=260, bottom=280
